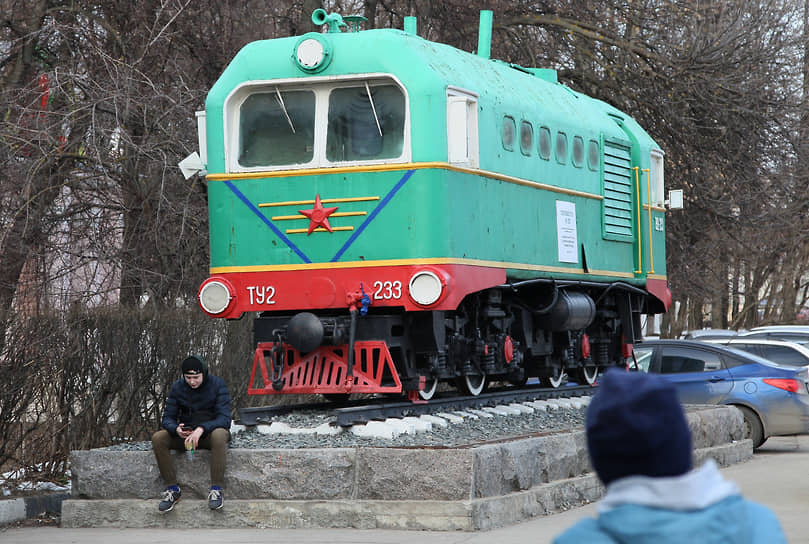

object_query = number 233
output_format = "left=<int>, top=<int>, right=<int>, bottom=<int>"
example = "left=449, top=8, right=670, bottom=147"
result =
left=373, top=280, right=401, bottom=300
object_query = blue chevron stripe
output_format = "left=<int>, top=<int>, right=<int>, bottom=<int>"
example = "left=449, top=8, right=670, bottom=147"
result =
left=331, top=169, right=415, bottom=262
left=223, top=179, right=311, bottom=264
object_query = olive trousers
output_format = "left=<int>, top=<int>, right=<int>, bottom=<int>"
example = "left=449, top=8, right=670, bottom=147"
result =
left=151, top=427, right=230, bottom=488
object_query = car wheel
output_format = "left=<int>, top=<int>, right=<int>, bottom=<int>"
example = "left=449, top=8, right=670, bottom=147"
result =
left=738, top=406, right=765, bottom=449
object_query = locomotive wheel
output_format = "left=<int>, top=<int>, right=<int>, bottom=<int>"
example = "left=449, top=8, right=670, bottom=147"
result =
left=578, top=366, right=599, bottom=386
left=418, top=376, right=439, bottom=400
left=456, top=373, right=487, bottom=396
left=508, top=375, right=528, bottom=387
left=544, top=369, right=568, bottom=389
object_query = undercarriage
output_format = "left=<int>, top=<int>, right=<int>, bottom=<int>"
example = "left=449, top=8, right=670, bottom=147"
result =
left=250, top=280, right=650, bottom=400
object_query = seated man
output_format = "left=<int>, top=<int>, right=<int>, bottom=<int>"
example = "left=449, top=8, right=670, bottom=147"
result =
left=553, top=369, right=785, bottom=543
left=152, top=355, right=231, bottom=512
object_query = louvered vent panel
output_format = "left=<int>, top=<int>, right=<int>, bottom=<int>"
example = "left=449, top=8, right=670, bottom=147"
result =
left=603, top=140, right=633, bottom=238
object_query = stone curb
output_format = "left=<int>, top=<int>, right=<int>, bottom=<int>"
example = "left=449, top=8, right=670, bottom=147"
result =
left=0, top=492, right=71, bottom=526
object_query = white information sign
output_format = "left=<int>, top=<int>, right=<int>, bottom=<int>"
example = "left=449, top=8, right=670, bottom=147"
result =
left=556, top=201, right=578, bottom=263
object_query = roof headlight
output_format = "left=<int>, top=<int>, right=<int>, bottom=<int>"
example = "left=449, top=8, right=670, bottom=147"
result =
left=293, top=34, right=332, bottom=73
left=199, top=280, right=232, bottom=315
left=408, top=271, right=443, bottom=306
left=297, top=39, right=324, bottom=68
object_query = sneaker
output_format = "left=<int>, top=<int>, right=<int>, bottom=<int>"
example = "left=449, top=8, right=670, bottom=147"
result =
left=208, top=487, right=224, bottom=510
left=158, top=487, right=181, bottom=512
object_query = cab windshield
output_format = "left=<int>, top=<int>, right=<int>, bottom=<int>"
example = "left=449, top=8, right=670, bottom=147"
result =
left=326, top=85, right=405, bottom=162
left=235, top=79, right=406, bottom=170
left=239, top=90, right=315, bottom=167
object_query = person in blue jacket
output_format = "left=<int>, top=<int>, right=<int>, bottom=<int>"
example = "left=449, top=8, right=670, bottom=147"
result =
left=553, top=369, right=785, bottom=544
left=152, top=355, right=231, bottom=512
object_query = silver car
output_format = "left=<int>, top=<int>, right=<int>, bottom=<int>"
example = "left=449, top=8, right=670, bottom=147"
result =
left=738, top=325, right=809, bottom=345
left=702, top=338, right=809, bottom=368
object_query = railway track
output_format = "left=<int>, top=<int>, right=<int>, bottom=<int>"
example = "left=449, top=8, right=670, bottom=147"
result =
left=238, top=383, right=595, bottom=427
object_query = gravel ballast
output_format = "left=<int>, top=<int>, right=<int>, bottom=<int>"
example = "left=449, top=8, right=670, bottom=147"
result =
left=105, top=401, right=588, bottom=451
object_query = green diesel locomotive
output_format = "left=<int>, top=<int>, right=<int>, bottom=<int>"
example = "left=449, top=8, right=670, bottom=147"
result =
left=182, top=10, right=675, bottom=400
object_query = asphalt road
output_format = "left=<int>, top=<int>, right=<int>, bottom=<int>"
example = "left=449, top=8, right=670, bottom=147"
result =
left=3, top=435, right=808, bottom=544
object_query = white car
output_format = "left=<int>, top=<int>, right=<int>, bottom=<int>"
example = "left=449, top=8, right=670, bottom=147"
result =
left=702, top=338, right=809, bottom=368
left=737, top=325, right=809, bottom=345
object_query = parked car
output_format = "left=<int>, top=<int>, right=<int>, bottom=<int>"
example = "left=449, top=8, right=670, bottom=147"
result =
left=702, top=338, right=809, bottom=368
left=629, top=339, right=809, bottom=448
left=738, top=325, right=809, bottom=345
left=682, top=328, right=742, bottom=340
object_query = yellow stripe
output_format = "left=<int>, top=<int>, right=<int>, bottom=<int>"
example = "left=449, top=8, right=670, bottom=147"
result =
left=207, top=163, right=604, bottom=201
left=633, top=167, right=642, bottom=274
left=273, top=211, right=367, bottom=221
left=209, top=257, right=642, bottom=279
left=285, top=226, right=354, bottom=234
left=645, top=168, right=654, bottom=273
left=260, top=196, right=380, bottom=207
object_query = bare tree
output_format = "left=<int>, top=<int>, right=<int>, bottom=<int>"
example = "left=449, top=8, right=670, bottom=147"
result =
left=0, top=0, right=807, bottom=478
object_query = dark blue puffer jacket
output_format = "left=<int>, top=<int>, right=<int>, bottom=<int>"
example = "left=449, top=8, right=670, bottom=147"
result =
left=161, top=355, right=231, bottom=437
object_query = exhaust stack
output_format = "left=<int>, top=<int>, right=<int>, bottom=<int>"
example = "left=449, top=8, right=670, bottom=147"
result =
left=477, top=10, right=493, bottom=58
left=404, top=16, right=417, bottom=35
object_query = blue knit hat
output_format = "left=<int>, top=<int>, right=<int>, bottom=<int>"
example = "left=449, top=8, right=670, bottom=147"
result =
left=586, top=369, right=692, bottom=485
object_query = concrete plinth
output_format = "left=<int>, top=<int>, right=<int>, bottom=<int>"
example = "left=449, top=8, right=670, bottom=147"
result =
left=62, top=405, right=752, bottom=530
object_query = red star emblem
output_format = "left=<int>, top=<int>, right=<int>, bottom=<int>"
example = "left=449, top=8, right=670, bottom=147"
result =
left=299, top=194, right=338, bottom=235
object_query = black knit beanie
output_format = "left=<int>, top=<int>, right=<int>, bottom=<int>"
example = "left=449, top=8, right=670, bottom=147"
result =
left=181, top=355, right=204, bottom=375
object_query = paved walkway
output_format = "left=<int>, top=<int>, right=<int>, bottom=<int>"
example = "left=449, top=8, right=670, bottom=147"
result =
left=3, top=435, right=808, bottom=543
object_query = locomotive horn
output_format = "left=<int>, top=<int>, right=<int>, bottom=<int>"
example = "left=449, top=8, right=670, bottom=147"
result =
left=312, top=8, right=328, bottom=26
left=287, top=312, right=324, bottom=353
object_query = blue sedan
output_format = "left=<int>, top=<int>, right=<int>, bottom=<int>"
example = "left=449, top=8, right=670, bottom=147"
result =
left=630, top=339, right=809, bottom=448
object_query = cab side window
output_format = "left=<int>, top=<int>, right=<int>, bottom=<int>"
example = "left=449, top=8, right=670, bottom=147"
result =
left=538, top=127, right=552, bottom=160
left=572, top=136, right=584, bottom=167
left=555, top=131, right=568, bottom=164
left=520, top=121, right=533, bottom=156
left=502, top=116, right=516, bottom=151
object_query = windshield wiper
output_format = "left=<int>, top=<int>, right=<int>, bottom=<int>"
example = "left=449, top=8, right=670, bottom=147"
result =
left=274, top=87, right=296, bottom=134
left=365, top=82, right=383, bottom=137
